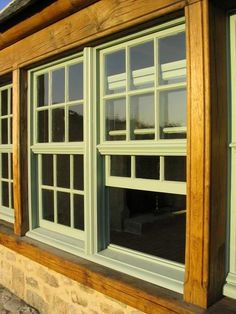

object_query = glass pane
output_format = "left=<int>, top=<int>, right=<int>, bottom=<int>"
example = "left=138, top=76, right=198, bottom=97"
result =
left=68, top=63, right=83, bottom=101
left=1, top=153, right=8, bottom=179
left=165, top=156, right=186, bottom=182
left=52, top=108, right=65, bottom=142
left=106, top=98, right=126, bottom=141
left=74, top=194, right=84, bottom=230
left=57, top=155, right=70, bottom=189
left=69, top=105, right=83, bottom=142
left=1, top=119, right=8, bottom=144
left=130, top=93, right=155, bottom=140
left=158, top=32, right=186, bottom=84
left=105, top=49, right=126, bottom=95
left=42, top=154, right=53, bottom=186
left=2, top=182, right=9, bottom=207
left=136, top=156, right=159, bottom=179
left=10, top=88, right=12, bottom=115
left=57, top=192, right=70, bottom=227
left=52, top=68, right=65, bottom=104
left=130, top=41, right=154, bottom=90
left=109, top=187, right=186, bottom=263
left=38, top=110, right=49, bottom=143
left=1, top=89, right=8, bottom=116
left=160, top=89, right=186, bottom=139
left=10, top=154, right=13, bottom=180
left=11, top=182, right=14, bottom=209
left=37, top=73, right=49, bottom=107
left=9, top=118, right=12, bottom=144
left=42, top=189, right=54, bottom=222
left=74, top=155, right=84, bottom=190
left=110, top=156, right=131, bottom=177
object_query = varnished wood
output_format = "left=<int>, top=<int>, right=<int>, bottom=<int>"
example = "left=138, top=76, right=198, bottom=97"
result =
left=0, top=0, right=99, bottom=50
left=0, top=0, right=187, bottom=75
left=184, top=0, right=227, bottom=308
left=12, top=68, right=29, bottom=236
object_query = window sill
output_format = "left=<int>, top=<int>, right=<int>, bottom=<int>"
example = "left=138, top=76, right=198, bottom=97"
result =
left=0, top=223, right=203, bottom=314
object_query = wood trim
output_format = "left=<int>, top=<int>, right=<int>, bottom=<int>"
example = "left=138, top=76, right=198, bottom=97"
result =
left=0, top=0, right=99, bottom=50
left=0, top=0, right=187, bottom=75
left=184, top=0, right=227, bottom=307
left=12, top=68, right=29, bottom=236
left=0, top=225, right=204, bottom=314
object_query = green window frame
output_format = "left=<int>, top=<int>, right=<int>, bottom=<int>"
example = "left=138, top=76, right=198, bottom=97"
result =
left=0, top=84, right=14, bottom=223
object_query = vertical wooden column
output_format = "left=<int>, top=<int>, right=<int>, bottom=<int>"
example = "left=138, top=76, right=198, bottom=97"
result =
left=12, top=67, right=29, bottom=236
left=184, top=0, right=227, bottom=308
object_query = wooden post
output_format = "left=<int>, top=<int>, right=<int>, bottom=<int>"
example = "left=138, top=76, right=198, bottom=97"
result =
left=184, top=0, right=227, bottom=307
left=12, top=67, right=29, bottom=236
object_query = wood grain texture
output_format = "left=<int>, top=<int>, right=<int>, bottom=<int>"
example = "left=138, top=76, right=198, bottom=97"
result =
left=184, top=0, right=227, bottom=308
left=0, top=0, right=187, bottom=75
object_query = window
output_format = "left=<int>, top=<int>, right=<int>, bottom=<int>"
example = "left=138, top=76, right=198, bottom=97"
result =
left=0, top=84, right=14, bottom=223
left=28, top=19, right=187, bottom=293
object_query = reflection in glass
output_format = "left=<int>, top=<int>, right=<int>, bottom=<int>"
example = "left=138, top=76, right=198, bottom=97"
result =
left=106, top=98, right=126, bottom=141
left=57, top=192, right=70, bottom=227
left=74, top=194, right=84, bottom=230
left=160, top=89, right=186, bottom=139
left=38, top=110, right=49, bottom=143
left=69, top=63, right=83, bottom=101
left=42, top=154, right=53, bottom=186
left=1, top=119, right=8, bottom=144
left=1, top=89, right=8, bottom=115
left=136, top=156, right=159, bottom=179
left=52, top=68, right=65, bottom=104
left=108, top=187, right=186, bottom=263
left=52, top=108, right=65, bottom=142
left=130, top=41, right=154, bottom=90
left=42, top=189, right=54, bottom=222
left=130, top=93, right=154, bottom=140
left=165, top=156, right=186, bottom=182
left=2, top=182, right=9, bottom=207
left=69, top=105, right=83, bottom=142
left=2, top=153, right=8, bottom=179
left=105, top=49, right=126, bottom=94
left=159, top=32, right=186, bottom=85
left=57, top=155, right=70, bottom=188
left=111, top=156, right=131, bottom=177
left=74, top=155, right=84, bottom=190
left=37, top=73, right=49, bottom=107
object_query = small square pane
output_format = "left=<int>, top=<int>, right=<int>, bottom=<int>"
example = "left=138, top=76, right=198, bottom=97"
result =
left=74, top=155, right=84, bottom=191
left=52, top=108, right=65, bottom=142
left=38, top=110, right=49, bottom=143
left=42, top=154, right=53, bottom=186
left=52, top=68, right=65, bottom=104
left=1, top=89, right=8, bottom=116
left=57, top=192, right=70, bottom=227
left=74, top=194, right=84, bottom=230
left=158, top=32, right=186, bottom=85
left=130, top=41, right=154, bottom=90
left=1, top=153, right=8, bottom=179
left=57, top=155, right=70, bottom=189
left=42, top=189, right=54, bottom=222
left=1, top=119, right=8, bottom=144
left=68, top=63, right=83, bottom=101
left=165, top=156, right=186, bottom=182
left=69, top=105, right=83, bottom=142
left=2, top=182, right=9, bottom=207
left=136, top=156, right=159, bottom=179
left=105, top=49, right=126, bottom=95
left=106, top=98, right=126, bottom=141
left=130, top=93, right=155, bottom=140
left=111, top=156, right=131, bottom=177
left=160, top=89, right=186, bottom=139
left=37, top=73, right=49, bottom=107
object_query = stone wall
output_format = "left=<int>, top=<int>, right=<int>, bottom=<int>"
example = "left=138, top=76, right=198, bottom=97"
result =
left=0, top=245, right=143, bottom=314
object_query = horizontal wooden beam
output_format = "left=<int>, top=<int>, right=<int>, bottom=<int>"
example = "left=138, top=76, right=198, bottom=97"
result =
left=0, top=0, right=186, bottom=75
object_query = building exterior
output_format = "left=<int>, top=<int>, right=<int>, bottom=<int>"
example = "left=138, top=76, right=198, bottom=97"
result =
left=0, top=0, right=235, bottom=313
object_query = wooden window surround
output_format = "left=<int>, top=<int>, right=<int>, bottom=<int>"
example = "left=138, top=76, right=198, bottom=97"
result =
left=0, top=0, right=228, bottom=312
